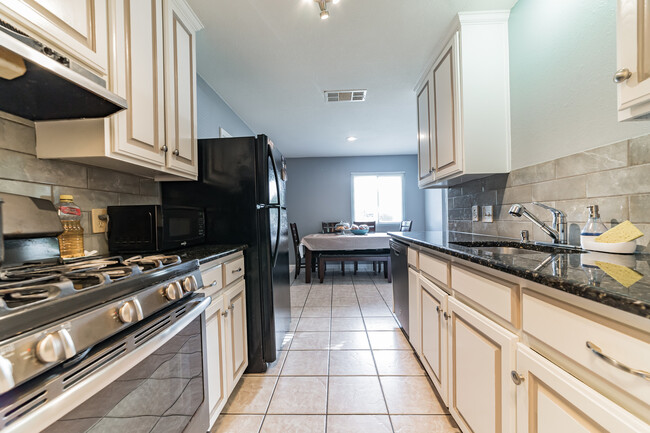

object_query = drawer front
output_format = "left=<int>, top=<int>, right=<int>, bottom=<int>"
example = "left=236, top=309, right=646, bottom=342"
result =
left=224, top=257, right=245, bottom=286
left=523, top=293, right=650, bottom=407
left=201, top=264, right=223, bottom=301
left=419, top=253, right=449, bottom=285
left=451, top=265, right=519, bottom=326
left=408, top=248, right=419, bottom=269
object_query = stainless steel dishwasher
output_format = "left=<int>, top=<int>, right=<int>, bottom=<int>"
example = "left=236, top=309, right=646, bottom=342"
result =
left=390, top=239, right=409, bottom=336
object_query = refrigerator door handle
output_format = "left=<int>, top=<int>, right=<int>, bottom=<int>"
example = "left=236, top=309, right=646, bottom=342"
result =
left=257, top=204, right=281, bottom=210
left=271, top=207, right=281, bottom=268
left=268, top=146, right=282, bottom=206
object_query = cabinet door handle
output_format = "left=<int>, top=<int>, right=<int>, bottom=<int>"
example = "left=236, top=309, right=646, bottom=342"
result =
left=161, top=145, right=168, bottom=152
left=229, top=303, right=235, bottom=310
left=222, top=310, right=229, bottom=317
left=511, top=370, right=524, bottom=385
left=586, top=341, right=650, bottom=380
left=232, top=267, right=242, bottom=274
left=613, top=68, right=632, bottom=83
left=173, top=149, right=180, bottom=156
left=435, top=306, right=440, bottom=314
left=443, top=311, right=449, bottom=320
left=209, top=280, right=218, bottom=287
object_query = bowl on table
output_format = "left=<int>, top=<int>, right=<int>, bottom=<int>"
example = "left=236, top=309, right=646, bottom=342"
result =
left=350, top=228, right=369, bottom=235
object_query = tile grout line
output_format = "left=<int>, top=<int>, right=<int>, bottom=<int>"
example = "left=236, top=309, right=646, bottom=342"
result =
left=352, top=270, right=395, bottom=433
left=256, top=275, right=313, bottom=432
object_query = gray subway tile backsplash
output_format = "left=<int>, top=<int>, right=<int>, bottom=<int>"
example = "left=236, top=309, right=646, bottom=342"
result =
left=0, top=113, right=161, bottom=255
left=447, top=133, right=650, bottom=250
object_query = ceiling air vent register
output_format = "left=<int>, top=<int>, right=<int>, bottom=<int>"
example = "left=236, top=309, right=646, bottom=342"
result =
left=325, top=90, right=367, bottom=103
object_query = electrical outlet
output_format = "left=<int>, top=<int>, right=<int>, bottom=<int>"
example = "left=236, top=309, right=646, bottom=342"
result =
left=92, top=208, right=108, bottom=233
left=471, top=205, right=480, bottom=222
left=483, top=205, right=494, bottom=223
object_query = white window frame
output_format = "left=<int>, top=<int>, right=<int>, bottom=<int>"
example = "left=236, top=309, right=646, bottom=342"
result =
left=350, top=172, right=406, bottom=226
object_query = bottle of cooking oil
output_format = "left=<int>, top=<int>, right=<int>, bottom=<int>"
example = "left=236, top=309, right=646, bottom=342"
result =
left=56, top=195, right=84, bottom=258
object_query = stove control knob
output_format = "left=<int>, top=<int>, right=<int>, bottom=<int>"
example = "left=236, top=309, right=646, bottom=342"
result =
left=0, top=356, right=15, bottom=394
left=164, top=281, right=183, bottom=301
left=36, top=329, right=76, bottom=364
left=183, top=276, right=198, bottom=293
left=118, top=299, right=144, bottom=323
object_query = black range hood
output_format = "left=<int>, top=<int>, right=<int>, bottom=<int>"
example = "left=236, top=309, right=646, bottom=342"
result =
left=0, top=22, right=127, bottom=121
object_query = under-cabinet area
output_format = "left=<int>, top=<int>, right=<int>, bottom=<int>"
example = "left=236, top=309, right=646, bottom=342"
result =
left=399, top=237, right=650, bottom=433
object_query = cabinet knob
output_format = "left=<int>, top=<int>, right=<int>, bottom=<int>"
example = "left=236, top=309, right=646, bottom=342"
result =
left=161, top=145, right=168, bottom=152
left=229, top=303, right=235, bottom=310
left=435, top=306, right=440, bottom=314
left=222, top=310, right=229, bottom=317
left=613, top=68, right=632, bottom=83
left=173, top=149, right=180, bottom=156
left=511, top=370, right=525, bottom=385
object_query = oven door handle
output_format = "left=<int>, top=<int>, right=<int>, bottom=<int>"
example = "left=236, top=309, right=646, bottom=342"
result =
left=4, top=296, right=211, bottom=433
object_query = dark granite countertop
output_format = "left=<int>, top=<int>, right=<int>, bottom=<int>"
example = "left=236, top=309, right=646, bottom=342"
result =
left=389, top=231, right=650, bottom=319
left=167, top=244, right=246, bottom=265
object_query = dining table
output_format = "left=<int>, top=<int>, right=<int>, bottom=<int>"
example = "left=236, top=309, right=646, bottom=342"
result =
left=300, top=232, right=391, bottom=283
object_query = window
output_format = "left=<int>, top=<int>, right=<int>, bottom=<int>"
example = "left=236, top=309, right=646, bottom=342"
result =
left=352, top=173, right=404, bottom=224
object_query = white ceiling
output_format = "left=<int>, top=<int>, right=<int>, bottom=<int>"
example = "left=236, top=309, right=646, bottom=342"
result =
left=188, top=0, right=518, bottom=158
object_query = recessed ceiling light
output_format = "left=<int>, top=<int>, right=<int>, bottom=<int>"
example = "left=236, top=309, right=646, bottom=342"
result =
left=320, top=10, right=329, bottom=19
left=347, top=136, right=357, bottom=142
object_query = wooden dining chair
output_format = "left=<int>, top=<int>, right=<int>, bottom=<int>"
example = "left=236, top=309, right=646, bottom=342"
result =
left=353, top=221, right=378, bottom=273
left=400, top=220, right=413, bottom=232
left=290, top=223, right=304, bottom=279
left=322, top=222, right=338, bottom=233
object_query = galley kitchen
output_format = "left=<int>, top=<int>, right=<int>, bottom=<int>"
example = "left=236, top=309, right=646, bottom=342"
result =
left=0, top=1, right=649, bottom=433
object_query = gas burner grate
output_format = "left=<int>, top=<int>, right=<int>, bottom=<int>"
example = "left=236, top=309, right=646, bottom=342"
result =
left=124, top=255, right=181, bottom=271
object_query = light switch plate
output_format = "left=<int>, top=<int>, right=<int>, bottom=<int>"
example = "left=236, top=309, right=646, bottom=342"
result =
left=471, top=205, right=480, bottom=222
left=483, top=205, right=494, bottom=223
left=92, top=208, right=108, bottom=233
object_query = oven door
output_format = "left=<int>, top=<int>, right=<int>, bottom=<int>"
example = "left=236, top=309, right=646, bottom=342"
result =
left=161, top=208, right=205, bottom=250
left=1, top=295, right=211, bottom=433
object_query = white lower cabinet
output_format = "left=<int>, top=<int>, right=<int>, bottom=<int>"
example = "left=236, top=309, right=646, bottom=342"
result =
left=223, top=279, right=248, bottom=394
left=408, top=268, right=422, bottom=356
left=419, top=274, right=448, bottom=404
left=514, top=345, right=649, bottom=433
left=447, top=297, right=517, bottom=433
left=201, top=255, right=248, bottom=428
left=205, top=296, right=228, bottom=421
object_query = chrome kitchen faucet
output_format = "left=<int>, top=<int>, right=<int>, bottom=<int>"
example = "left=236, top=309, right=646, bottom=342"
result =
left=509, top=202, right=567, bottom=244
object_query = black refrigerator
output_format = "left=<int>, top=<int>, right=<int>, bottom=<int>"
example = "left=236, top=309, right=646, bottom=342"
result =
left=162, top=135, right=291, bottom=373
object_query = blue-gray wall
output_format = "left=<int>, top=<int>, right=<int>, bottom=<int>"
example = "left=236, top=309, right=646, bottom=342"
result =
left=286, top=155, right=426, bottom=262
left=508, top=0, right=650, bottom=169
left=197, top=75, right=254, bottom=138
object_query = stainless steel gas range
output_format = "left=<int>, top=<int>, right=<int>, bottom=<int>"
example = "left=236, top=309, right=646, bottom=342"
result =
left=0, top=195, right=210, bottom=433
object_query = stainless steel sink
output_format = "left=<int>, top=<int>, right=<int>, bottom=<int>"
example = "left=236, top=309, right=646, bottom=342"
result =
left=474, top=246, right=540, bottom=255
left=450, top=241, right=585, bottom=255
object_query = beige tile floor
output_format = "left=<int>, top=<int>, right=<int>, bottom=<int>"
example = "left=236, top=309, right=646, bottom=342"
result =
left=211, top=266, right=460, bottom=433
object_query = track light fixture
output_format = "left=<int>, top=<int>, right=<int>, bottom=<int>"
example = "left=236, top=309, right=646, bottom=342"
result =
left=314, top=0, right=340, bottom=20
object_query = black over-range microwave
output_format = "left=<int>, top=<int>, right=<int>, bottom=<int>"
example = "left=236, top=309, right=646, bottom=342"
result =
left=107, top=205, right=205, bottom=253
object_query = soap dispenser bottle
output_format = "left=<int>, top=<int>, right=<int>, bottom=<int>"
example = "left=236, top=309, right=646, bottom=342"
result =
left=580, top=205, right=608, bottom=249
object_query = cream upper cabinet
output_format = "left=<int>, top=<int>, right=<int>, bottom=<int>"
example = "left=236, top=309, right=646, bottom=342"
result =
left=616, top=0, right=650, bottom=120
left=110, top=0, right=166, bottom=166
left=415, top=11, right=511, bottom=188
left=417, top=78, right=434, bottom=184
left=34, top=0, right=203, bottom=180
left=162, top=0, right=201, bottom=177
left=419, top=274, right=449, bottom=405
left=447, top=297, right=517, bottom=433
left=0, top=0, right=109, bottom=76
left=432, top=33, right=462, bottom=179
left=514, top=344, right=649, bottom=433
